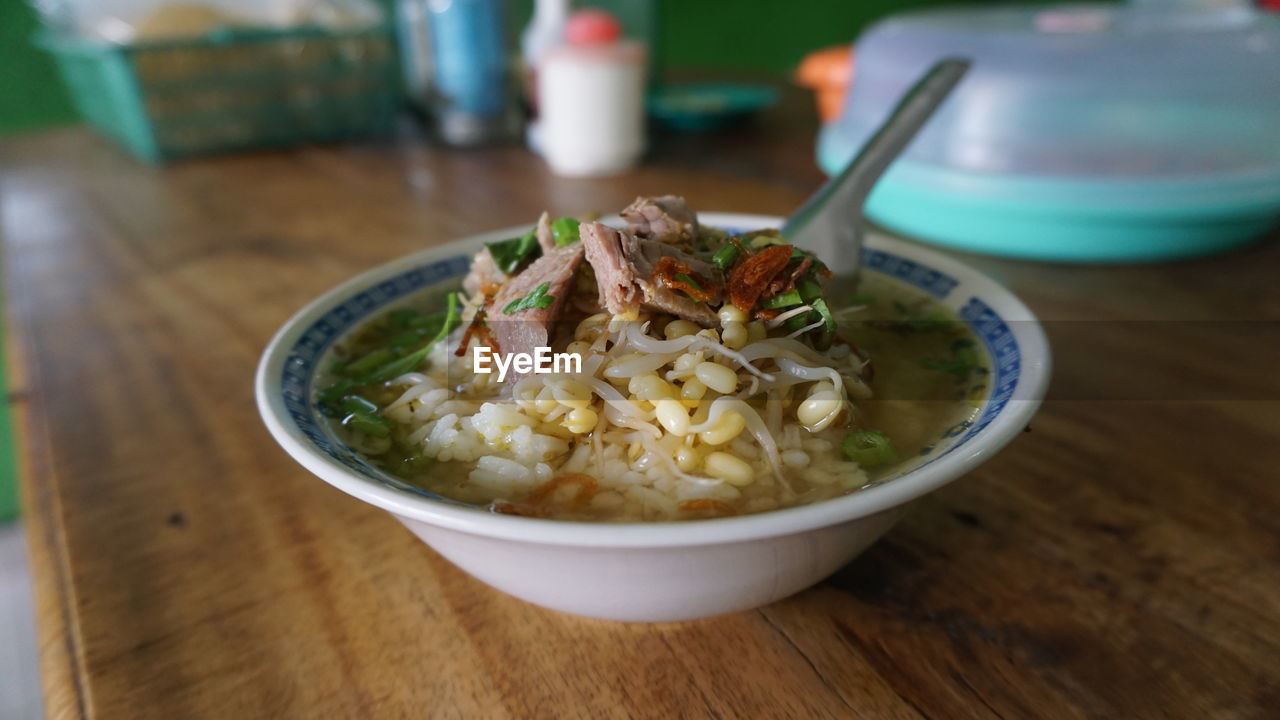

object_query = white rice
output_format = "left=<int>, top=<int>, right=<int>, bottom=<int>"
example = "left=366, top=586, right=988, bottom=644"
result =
left=346, top=317, right=872, bottom=522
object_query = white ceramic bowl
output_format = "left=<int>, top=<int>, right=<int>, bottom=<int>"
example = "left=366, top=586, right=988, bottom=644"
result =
left=256, top=213, right=1050, bottom=622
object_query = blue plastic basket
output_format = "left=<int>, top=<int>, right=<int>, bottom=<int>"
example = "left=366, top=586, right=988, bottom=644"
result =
left=40, top=25, right=399, bottom=163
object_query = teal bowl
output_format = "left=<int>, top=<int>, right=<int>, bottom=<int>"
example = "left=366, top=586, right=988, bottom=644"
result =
left=648, top=83, right=780, bottom=132
left=818, top=134, right=1280, bottom=263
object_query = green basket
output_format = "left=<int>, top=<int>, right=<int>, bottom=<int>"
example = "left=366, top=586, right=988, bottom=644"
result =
left=39, top=25, right=399, bottom=163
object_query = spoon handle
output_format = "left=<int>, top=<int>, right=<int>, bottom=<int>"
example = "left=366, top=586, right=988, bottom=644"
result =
left=784, top=58, right=971, bottom=276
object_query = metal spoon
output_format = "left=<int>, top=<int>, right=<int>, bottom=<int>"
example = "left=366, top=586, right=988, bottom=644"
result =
left=782, top=58, right=971, bottom=278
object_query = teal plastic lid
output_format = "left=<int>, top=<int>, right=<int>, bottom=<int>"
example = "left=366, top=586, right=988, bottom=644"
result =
left=822, top=1, right=1280, bottom=261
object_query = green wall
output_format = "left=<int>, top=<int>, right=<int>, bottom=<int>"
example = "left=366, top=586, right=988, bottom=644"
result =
left=508, top=0, right=971, bottom=74
left=0, top=0, right=1000, bottom=136
left=0, top=0, right=77, bottom=134
left=654, top=0, right=962, bottom=74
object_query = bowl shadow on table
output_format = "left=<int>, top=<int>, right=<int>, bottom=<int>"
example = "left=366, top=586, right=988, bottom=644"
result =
left=821, top=502, right=977, bottom=619
left=822, top=525, right=937, bottom=607
left=813, top=492, right=1077, bottom=668
left=808, top=486, right=1070, bottom=645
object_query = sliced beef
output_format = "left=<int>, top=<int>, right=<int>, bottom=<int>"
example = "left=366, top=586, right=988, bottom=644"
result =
left=581, top=223, right=637, bottom=316
left=462, top=248, right=506, bottom=298
left=621, top=195, right=699, bottom=245
left=580, top=222, right=720, bottom=327
left=488, top=244, right=585, bottom=378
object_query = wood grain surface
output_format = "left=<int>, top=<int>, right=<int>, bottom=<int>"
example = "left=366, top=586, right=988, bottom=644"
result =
left=3, top=97, right=1279, bottom=719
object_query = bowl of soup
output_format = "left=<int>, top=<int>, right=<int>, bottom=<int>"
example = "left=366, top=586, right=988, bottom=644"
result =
left=257, top=203, right=1050, bottom=621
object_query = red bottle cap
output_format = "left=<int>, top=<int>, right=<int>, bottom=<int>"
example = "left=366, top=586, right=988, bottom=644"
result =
left=565, top=9, right=622, bottom=46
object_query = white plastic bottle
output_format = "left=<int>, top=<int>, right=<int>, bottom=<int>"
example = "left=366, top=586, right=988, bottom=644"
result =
left=520, top=0, right=570, bottom=153
left=539, top=9, right=647, bottom=177
left=521, top=0, right=571, bottom=96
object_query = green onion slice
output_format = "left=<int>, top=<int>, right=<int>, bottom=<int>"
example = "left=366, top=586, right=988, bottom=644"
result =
left=759, top=289, right=803, bottom=310
left=550, top=217, right=581, bottom=246
left=674, top=272, right=704, bottom=294
left=842, top=430, right=898, bottom=467
left=712, top=244, right=739, bottom=271
left=485, top=230, right=542, bottom=274
left=502, top=282, right=555, bottom=315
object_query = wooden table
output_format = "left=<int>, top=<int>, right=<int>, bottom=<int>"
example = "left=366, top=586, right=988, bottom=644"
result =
left=5, top=100, right=1279, bottom=718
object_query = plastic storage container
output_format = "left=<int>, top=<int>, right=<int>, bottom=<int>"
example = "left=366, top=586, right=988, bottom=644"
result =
left=819, top=0, right=1280, bottom=262
left=40, top=26, right=398, bottom=163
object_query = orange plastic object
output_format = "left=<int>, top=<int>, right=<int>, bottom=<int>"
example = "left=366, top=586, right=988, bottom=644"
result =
left=795, top=45, right=855, bottom=123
